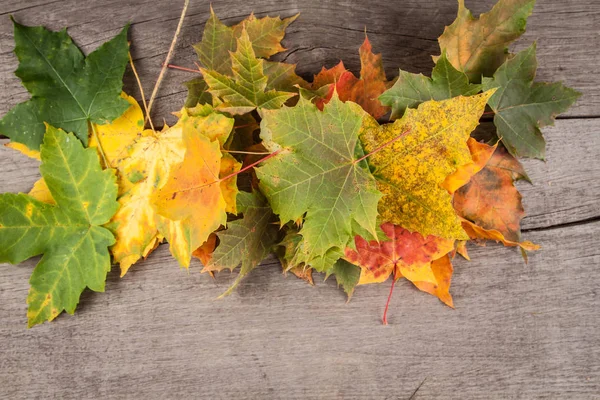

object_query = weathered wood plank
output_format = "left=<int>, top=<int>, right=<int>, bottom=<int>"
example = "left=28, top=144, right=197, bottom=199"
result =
left=2, top=117, right=599, bottom=232
left=1, top=220, right=598, bottom=399
left=0, top=0, right=597, bottom=125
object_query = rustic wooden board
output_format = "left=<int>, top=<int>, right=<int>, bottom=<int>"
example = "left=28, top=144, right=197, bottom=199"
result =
left=0, top=0, right=598, bottom=124
left=1, top=221, right=599, bottom=399
left=0, top=0, right=599, bottom=398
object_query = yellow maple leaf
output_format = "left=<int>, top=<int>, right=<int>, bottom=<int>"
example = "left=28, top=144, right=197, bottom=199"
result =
left=358, top=91, right=495, bottom=239
left=151, top=122, right=240, bottom=268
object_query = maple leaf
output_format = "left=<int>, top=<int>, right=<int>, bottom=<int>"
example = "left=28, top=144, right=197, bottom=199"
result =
left=91, top=99, right=236, bottom=274
left=192, top=233, right=217, bottom=266
left=310, top=36, right=390, bottom=119
left=0, top=126, right=119, bottom=327
left=344, top=223, right=454, bottom=286
left=202, top=191, right=279, bottom=296
left=379, top=52, right=482, bottom=119
left=151, top=117, right=240, bottom=268
left=410, top=254, right=455, bottom=307
left=256, top=93, right=381, bottom=271
left=442, top=138, right=498, bottom=195
left=437, top=0, right=535, bottom=82
left=461, top=219, right=539, bottom=254
left=359, top=91, right=494, bottom=239
left=200, top=29, right=297, bottom=114
left=194, top=8, right=297, bottom=73
left=454, top=144, right=529, bottom=243
left=482, top=44, right=581, bottom=159
left=330, top=259, right=362, bottom=298
left=186, top=9, right=304, bottom=107
left=277, top=227, right=360, bottom=296
left=0, top=20, right=130, bottom=150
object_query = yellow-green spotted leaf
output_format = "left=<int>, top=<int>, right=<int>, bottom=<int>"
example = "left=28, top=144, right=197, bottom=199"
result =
left=359, top=91, right=494, bottom=240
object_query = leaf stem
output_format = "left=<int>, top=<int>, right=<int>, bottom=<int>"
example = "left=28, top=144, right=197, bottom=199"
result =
left=219, top=149, right=282, bottom=182
left=89, top=121, right=109, bottom=168
left=166, top=63, right=203, bottom=74
left=128, top=50, right=155, bottom=133
left=222, top=150, right=272, bottom=155
left=354, top=128, right=410, bottom=165
left=146, top=0, right=190, bottom=123
left=382, top=277, right=396, bottom=325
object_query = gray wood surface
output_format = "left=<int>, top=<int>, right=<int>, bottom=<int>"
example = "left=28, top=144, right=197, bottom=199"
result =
left=0, top=0, right=599, bottom=398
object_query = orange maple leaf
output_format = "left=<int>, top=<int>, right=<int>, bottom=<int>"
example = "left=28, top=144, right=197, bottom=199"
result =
left=312, top=36, right=390, bottom=118
left=454, top=145, right=529, bottom=243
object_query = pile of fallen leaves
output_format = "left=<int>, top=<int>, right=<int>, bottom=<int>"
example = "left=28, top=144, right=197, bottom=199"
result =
left=0, top=0, right=580, bottom=327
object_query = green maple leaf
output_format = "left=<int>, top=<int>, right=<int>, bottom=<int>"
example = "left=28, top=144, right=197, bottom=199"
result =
left=437, top=0, right=535, bottom=82
left=379, top=53, right=482, bottom=119
left=0, top=19, right=130, bottom=150
left=186, top=8, right=304, bottom=107
left=330, top=259, right=361, bottom=298
left=204, top=191, right=279, bottom=297
left=277, top=229, right=360, bottom=297
left=200, top=29, right=297, bottom=114
left=482, top=44, right=581, bottom=159
left=256, top=93, right=381, bottom=272
left=0, top=125, right=119, bottom=327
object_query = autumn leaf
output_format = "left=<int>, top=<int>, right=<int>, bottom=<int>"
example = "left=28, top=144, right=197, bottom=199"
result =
left=0, top=126, right=119, bottom=327
left=186, top=8, right=304, bottom=107
left=256, top=93, right=381, bottom=272
left=0, top=20, right=130, bottom=150
left=311, top=62, right=348, bottom=89
left=200, top=29, right=297, bottom=114
left=194, top=8, right=297, bottom=73
left=437, top=0, right=535, bottom=82
left=379, top=52, right=482, bottom=119
left=454, top=144, right=530, bottom=243
left=482, top=44, right=581, bottom=159
left=277, top=228, right=360, bottom=297
left=345, top=223, right=454, bottom=286
left=359, top=91, right=494, bottom=239
left=192, top=233, right=217, bottom=266
left=410, top=254, right=455, bottom=307
left=310, top=36, right=389, bottom=118
left=26, top=93, right=143, bottom=208
left=461, top=219, right=539, bottom=253
left=442, top=138, right=498, bottom=195
left=151, top=117, right=240, bottom=268
left=97, top=101, right=235, bottom=274
left=330, top=259, right=362, bottom=298
left=202, top=191, right=279, bottom=296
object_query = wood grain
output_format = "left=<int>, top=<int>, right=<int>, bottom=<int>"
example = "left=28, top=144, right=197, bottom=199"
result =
left=0, top=0, right=599, bottom=398
left=1, top=222, right=599, bottom=399
left=0, top=0, right=598, bottom=126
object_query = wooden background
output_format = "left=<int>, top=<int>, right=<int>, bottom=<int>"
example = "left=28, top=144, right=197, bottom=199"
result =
left=1, top=0, right=599, bottom=398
